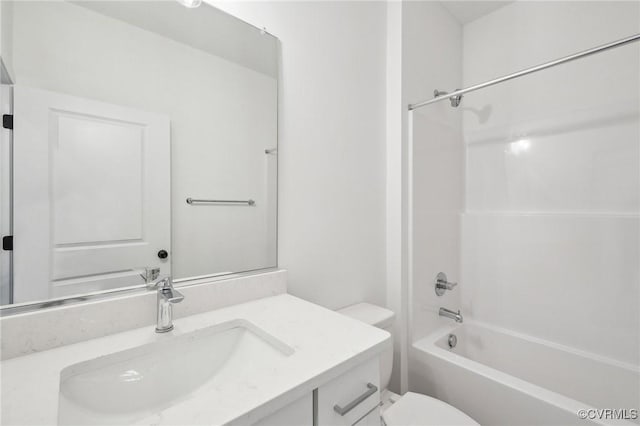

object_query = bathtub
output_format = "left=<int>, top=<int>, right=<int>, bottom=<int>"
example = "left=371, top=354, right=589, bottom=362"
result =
left=410, top=321, right=639, bottom=426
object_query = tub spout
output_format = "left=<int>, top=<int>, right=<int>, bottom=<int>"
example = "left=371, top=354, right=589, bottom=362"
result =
left=439, top=307, right=463, bottom=323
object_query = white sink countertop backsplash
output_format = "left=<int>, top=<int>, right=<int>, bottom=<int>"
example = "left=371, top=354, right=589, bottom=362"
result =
left=1, top=294, right=390, bottom=425
left=1, top=269, right=288, bottom=360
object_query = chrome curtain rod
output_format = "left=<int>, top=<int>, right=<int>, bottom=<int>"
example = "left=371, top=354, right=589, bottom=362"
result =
left=408, top=33, right=640, bottom=111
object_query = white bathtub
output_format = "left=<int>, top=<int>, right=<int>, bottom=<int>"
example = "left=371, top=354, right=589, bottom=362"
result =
left=410, top=321, right=639, bottom=426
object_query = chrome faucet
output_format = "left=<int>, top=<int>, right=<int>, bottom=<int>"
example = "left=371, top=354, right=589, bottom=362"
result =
left=148, top=277, right=184, bottom=333
left=439, top=307, right=463, bottom=323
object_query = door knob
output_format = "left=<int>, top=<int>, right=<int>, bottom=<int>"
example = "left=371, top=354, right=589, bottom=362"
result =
left=157, top=250, right=168, bottom=259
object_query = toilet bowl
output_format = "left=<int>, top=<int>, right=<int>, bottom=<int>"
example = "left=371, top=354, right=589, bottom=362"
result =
left=338, top=303, right=479, bottom=426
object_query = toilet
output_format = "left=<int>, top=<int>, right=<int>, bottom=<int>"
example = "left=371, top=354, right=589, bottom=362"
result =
left=338, top=303, right=479, bottom=426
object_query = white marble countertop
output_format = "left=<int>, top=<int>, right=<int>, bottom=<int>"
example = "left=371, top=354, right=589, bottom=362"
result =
left=1, top=294, right=390, bottom=425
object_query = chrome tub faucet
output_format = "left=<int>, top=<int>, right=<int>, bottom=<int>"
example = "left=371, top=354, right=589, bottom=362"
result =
left=148, top=277, right=184, bottom=333
left=439, top=307, right=463, bottom=323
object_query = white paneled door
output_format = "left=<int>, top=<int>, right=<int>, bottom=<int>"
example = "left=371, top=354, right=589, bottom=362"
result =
left=13, top=86, right=170, bottom=303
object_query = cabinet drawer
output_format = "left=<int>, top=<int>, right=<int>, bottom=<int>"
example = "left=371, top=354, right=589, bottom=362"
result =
left=316, top=358, right=381, bottom=426
left=252, top=393, right=313, bottom=426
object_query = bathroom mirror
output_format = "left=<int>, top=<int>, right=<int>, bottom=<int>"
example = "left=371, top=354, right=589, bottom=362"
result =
left=0, top=0, right=278, bottom=309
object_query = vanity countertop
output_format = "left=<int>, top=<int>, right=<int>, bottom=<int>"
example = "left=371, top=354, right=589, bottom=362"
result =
left=1, top=294, right=390, bottom=425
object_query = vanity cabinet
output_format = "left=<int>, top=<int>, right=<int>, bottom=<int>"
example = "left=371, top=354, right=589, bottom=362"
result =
left=252, top=394, right=313, bottom=426
left=316, top=358, right=381, bottom=426
left=249, top=357, right=381, bottom=426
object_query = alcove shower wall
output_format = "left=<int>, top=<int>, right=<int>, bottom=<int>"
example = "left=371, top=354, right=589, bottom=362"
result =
left=410, top=0, right=639, bottom=380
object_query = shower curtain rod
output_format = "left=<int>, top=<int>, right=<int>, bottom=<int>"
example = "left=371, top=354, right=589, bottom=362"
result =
left=408, top=33, right=640, bottom=111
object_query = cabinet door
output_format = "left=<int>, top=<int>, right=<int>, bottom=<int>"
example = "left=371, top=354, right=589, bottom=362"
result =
left=252, top=393, right=313, bottom=426
left=317, top=358, right=381, bottom=426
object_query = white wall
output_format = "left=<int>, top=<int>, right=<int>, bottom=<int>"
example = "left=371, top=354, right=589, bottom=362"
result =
left=213, top=1, right=388, bottom=310
left=461, top=1, right=640, bottom=365
left=6, top=2, right=277, bottom=285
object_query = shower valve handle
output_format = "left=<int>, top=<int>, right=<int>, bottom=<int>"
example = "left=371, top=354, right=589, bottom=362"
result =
left=437, top=280, right=457, bottom=290
left=435, top=272, right=457, bottom=296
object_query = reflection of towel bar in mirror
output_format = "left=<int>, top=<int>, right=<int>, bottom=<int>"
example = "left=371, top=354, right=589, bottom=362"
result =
left=186, top=198, right=255, bottom=206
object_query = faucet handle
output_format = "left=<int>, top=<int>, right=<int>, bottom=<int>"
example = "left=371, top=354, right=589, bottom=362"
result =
left=149, top=276, right=184, bottom=304
left=165, top=289, right=185, bottom=304
left=147, top=276, right=172, bottom=290
left=435, top=272, right=458, bottom=296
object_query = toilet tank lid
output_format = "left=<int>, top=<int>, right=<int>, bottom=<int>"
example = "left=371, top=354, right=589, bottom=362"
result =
left=337, top=303, right=395, bottom=329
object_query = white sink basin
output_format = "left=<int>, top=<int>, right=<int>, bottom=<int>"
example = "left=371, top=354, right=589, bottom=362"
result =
left=57, top=319, right=294, bottom=425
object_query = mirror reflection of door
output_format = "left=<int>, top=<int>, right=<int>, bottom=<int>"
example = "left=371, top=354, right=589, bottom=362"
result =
left=12, top=86, right=170, bottom=303
left=0, top=0, right=278, bottom=308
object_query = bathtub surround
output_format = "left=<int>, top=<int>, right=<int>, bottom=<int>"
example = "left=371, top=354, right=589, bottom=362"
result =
left=461, top=0, right=640, bottom=366
left=408, top=2, right=640, bottom=363
left=0, top=269, right=286, bottom=360
left=406, top=1, right=640, bottom=425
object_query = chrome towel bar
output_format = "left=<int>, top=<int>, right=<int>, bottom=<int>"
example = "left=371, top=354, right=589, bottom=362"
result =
left=186, top=198, right=255, bottom=206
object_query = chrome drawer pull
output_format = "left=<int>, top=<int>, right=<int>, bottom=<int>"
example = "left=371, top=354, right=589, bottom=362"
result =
left=333, top=383, right=378, bottom=416
left=186, top=198, right=255, bottom=206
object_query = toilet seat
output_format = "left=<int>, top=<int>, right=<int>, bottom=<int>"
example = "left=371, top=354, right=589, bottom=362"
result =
left=382, top=392, right=479, bottom=426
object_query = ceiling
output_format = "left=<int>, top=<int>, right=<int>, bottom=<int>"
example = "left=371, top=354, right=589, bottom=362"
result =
left=440, top=1, right=513, bottom=24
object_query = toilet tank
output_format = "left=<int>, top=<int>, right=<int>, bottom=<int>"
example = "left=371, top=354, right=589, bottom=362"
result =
left=337, top=303, right=395, bottom=391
